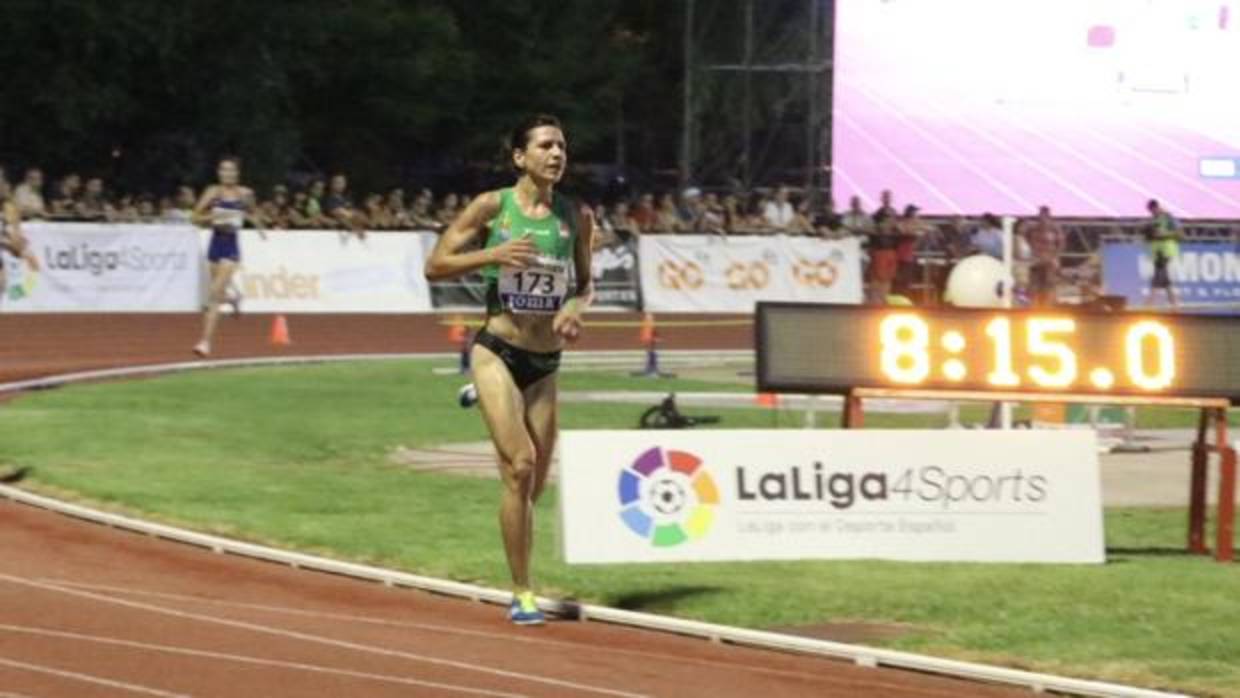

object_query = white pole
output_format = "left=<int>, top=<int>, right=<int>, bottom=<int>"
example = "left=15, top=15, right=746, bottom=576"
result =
left=999, top=216, right=1016, bottom=429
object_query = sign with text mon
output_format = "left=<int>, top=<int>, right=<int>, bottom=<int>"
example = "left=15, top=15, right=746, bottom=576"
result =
left=1102, top=241, right=1240, bottom=314
left=2, top=223, right=200, bottom=312
left=638, top=235, right=863, bottom=312
left=559, top=430, right=1103, bottom=564
left=229, top=230, right=432, bottom=313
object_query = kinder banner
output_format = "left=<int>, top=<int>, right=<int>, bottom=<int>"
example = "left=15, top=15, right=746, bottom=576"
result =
left=560, top=430, right=1104, bottom=564
left=1102, top=241, right=1240, bottom=313
left=230, top=230, right=432, bottom=313
left=2, top=223, right=200, bottom=312
left=638, top=235, right=863, bottom=312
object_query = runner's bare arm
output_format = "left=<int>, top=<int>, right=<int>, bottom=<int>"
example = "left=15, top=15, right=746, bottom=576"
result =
left=425, top=191, right=536, bottom=280
left=553, top=205, right=595, bottom=340
left=191, top=186, right=218, bottom=228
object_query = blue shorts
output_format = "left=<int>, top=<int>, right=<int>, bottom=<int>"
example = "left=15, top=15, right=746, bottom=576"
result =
left=207, top=229, right=240, bottom=263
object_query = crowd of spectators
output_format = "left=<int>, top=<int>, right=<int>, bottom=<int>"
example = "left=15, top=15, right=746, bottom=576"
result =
left=0, top=161, right=1123, bottom=304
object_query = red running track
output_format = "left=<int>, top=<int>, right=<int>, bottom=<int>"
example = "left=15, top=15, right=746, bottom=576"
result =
left=0, top=499, right=1030, bottom=697
left=0, top=312, right=752, bottom=383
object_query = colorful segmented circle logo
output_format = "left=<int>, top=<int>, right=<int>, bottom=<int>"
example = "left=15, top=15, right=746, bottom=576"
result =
left=617, top=446, right=719, bottom=547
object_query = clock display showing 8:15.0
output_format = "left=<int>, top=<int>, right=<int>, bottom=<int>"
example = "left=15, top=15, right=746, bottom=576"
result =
left=756, top=303, right=1240, bottom=401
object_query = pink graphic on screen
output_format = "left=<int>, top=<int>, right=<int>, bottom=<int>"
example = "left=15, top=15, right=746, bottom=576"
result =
left=832, top=0, right=1240, bottom=217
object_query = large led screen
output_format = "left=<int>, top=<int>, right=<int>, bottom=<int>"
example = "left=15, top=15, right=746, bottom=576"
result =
left=831, top=1, right=1240, bottom=217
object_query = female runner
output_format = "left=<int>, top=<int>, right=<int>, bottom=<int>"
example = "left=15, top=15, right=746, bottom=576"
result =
left=425, top=114, right=593, bottom=625
left=191, top=157, right=264, bottom=357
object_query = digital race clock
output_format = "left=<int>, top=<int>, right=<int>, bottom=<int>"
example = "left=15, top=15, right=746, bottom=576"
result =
left=756, top=302, right=1240, bottom=402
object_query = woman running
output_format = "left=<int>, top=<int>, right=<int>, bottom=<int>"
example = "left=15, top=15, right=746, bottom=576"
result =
left=0, top=180, right=40, bottom=300
left=191, top=156, right=264, bottom=357
left=425, top=114, right=594, bottom=625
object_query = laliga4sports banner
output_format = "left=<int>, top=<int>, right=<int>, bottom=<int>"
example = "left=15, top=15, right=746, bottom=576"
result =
left=638, top=234, right=863, bottom=312
left=559, top=430, right=1104, bottom=564
left=2, top=222, right=200, bottom=312
left=228, top=230, right=432, bottom=313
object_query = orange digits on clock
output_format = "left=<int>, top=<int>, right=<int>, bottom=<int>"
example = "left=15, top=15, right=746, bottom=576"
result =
left=1126, top=321, right=1175, bottom=390
left=984, top=317, right=1020, bottom=387
left=1026, top=317, right=1078, bottom=388
left=879, top=314, right=930, bottom=384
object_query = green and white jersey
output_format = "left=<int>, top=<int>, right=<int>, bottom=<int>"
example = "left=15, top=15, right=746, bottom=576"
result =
left=482, top=187, right=577, bottom=314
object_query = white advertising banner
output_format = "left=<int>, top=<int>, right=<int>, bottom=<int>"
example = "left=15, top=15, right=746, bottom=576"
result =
left=229, top=230, right=433, bottom=313
left=2, top=223, right=201, bottom=312
left=638, top=235, right=864, bottom=312
left=560, top=430, right=1104, bottom=564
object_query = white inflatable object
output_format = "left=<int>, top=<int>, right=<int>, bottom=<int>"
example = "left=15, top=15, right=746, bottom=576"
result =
left=943, top=254, right=1012, bottom=308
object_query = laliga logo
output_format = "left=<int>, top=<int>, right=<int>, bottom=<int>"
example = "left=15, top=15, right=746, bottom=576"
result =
left=792, top=257, right=838, bottom=288
left=658, top=261, right=703, bottom=290
left=725, top=261, right=770, bottom=290
left=618, top=446, right=719, bottom=547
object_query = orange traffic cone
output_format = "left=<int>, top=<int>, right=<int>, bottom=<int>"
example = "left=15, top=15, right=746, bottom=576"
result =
left=755, top=392, right=780, bottom=408
left=270, top=314, right=291, bottom=346
left=638, top=312, right=656, bottom=346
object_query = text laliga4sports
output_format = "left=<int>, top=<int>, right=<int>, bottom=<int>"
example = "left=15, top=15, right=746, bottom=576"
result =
left=43, top=243, right=190, bottom=276
left=736, top=463, right=1048, bottom=510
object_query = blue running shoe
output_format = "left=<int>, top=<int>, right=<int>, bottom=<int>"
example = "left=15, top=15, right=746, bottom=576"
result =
left=508, top=591, right=546, bottom=626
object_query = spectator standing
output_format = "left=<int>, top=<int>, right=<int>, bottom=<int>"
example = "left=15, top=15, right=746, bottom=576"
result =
left=894, top=204, right=927, bottom=296
left=608, top=200, right=641, bottom=239
left=840, top=196, right=873, bottom=238
left=162, top=185, right=196, bottom=224
left=14, top=168, right=46, bottom=219
left=698, top=192, right=727, bottom=236
left=873, top=189, right=897, bottom=221
left=409, top=189, right=439, bottom=229
left=789, top=198, right=816, bottom=235
left=655, top=193, right=683, bottom=233
left=323, top=173, right=365, bottom=237
left=762, top=186, right=795, bottom=233
left=304, top=179, right=327, bottom=224
left=1145, top=199, right=1180, bottom=307
left=972, top=213, right=1005, bottom=259
left=387, top=188, right=412, bottom=229
left=48, top=173, right=82, bottom=219
left=435, top=192, right=462, bottom=227
left=867, top=207, right=899, bottom=304
left=362, top=193, right=391, bottom=230
left=109, top=194, right=140, bottom=223
left=631, top=192, right=658, bottom=233
left=1023, top=205, right=1065, bottom=306
left=678, top=187, right=702, bottom=230
left=76, top=177, right=108, bottom=220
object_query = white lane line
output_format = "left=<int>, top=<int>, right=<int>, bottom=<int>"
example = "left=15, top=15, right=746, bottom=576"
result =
left=843, top=81, right=1038, bottom=212
left=39, top=579, right=867, bottom=690
left=835, top=110, right=963, bottom=213
left=980, top=105, right=1191, bottom=216
left=0, top=624, right=525, bottom=698
left=0, top=574, right=646, bottom=698
left=1074, top=123, right=1240, bottom=210
left=836, top=71, right=1120, bottom=216
left=0, top=655, right=189, bottom=698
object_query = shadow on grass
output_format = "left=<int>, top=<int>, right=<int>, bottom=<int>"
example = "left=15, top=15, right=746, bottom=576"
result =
left=609, top=585, right=726, bottom=612
left=1107, top=546, right=1238, bottom=560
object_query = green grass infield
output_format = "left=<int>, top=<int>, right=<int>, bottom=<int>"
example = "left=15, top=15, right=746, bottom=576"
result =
left=1, top=360, right=1237, bottom=697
